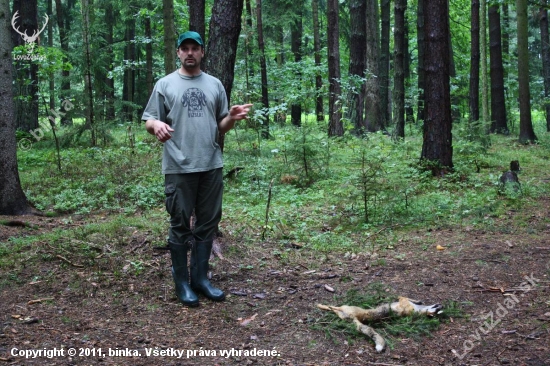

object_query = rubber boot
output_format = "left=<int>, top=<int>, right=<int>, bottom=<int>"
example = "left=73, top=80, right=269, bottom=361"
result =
left=169, top=241, right=199, bottom=307
left=190, top=240, right=225, bottom=301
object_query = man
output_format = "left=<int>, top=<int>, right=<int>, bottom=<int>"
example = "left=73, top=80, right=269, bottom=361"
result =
left=142, top=31, right=252, bottom=307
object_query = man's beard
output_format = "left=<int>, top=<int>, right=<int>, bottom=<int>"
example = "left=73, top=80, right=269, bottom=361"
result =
left=183, top=58, right=199, bottom=68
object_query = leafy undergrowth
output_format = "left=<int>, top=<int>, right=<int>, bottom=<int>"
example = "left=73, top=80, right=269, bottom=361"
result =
left=15, top=118, right=550, bottom=257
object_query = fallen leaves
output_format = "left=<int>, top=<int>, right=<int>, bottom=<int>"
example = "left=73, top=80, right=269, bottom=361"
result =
left=323, top=284, right=335, bottom=293
left=6, top=315, right=39, bottom=326
left=27, top=298, right=54, bottom=305
left=238, top=313, right=258, bottom=326
left=230, top=289, right=248, bottom=296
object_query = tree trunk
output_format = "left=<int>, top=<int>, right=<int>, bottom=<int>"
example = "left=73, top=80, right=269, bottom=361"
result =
left=47, top=0, right=55, bottom=112
left=105, top=2, right=116, bottom=121
left=516, top=0, right=537, bottom=143
left=416, top=0, right=425, bottom=122
left=290, top=6, right=302, bottom=127
left=11, top=0, right=39, bottom=132
left=123, top=5, right=136, bottom=122
left=488, top=5, right=508, bottom=133
left=145, top=15, right=154, bottom=97
left=311, top=0, right=325, bottom=122
left=393, top=0, right=406, bottom=139
left=540, top=2, right=550, bottom=132
left=256, top=0, right=269, bottom=138
left=448, top=20, right=456, bottom=77
left=502, top=4, right=509, bottom=79
left=365, top=0, right=382, bottom=132
left=81, top=0, right=96, bottom=145
left=163, top=0, right=176, bottom=74
left=0, top=0, right=30, bottom=215
left=347, top=0, right=366, bottom=135
left=481, top=0, right=489, bottom=124
left=420, top=0, right=453, bottom=174
left=327, top=0, right=342, bottom=136
left=204, top=0, right=245, bottom=151
left=93, top=0, right=106, bottom=129
left=188, top=0, right=205, bottom=39
left=244, top=0, right=254, bottom=80
left=55, top=0, right=74, bottom=125
left=275, top=25, right=284, bottom=66
left=312, top=0, right=323, bottom=122
left=404, top=13, right=415, bottom=125
left=469, top=0, right=480, bottom=122
left=380, top=0, right=391, bottom=128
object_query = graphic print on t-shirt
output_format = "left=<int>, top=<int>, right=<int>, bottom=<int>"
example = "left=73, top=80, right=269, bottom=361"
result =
left=181, top=88, right=207, bottom=118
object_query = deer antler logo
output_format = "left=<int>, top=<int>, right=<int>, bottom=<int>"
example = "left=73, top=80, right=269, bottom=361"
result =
left=11, top=11, right=48, bottom=52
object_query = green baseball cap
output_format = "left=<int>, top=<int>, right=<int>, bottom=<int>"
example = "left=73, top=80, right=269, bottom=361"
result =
left=177, top=31, right=204, bottom=48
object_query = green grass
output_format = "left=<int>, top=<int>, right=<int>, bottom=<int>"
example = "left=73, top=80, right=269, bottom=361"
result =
left=10, top=115, right=550, bottom=256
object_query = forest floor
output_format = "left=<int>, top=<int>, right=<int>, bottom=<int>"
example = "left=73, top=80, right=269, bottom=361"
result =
left=0, top=198, right=549, bottom=366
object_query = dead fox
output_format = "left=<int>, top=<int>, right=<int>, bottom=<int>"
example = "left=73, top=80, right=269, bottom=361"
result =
left=317, top=297, right=443, bottom=352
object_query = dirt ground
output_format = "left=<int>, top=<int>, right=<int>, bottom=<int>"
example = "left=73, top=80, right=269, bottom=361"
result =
left=1, top=201, right=549, bottom=366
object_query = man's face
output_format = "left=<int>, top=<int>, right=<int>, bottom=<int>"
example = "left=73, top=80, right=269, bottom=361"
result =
left=177, top=41, right=204, bottom=70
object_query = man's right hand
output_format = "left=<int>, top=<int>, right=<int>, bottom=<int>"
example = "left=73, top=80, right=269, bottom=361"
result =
left=146, top=120, right=175, bottom=143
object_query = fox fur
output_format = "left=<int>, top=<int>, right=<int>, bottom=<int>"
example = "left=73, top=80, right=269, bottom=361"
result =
left=317, top=296, right=442, bottom=352
left=499, top=160, right=521, bottom=193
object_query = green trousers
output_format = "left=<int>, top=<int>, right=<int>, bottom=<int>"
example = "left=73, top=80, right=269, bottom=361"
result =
left=164, top=168, right=223, bottom=244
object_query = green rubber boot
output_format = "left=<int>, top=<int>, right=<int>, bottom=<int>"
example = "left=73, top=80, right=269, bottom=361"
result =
left=190, top=240, right=225, bottom=301
left=169, top=241, right=199, bottom=307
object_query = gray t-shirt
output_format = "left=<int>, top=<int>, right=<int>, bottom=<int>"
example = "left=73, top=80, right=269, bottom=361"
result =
left=142, top=71, right=229, bottom=174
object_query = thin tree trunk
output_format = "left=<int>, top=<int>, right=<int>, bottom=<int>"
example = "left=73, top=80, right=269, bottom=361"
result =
left=105, top=2, right=116, bottom=121
left=481, top=0, right=489, bottom=124
left=93, top=2, right=107, bottom=130
left=502, top=4, right=509, bottom=78
left=81, top=0, right=96, bottom=145
left=347, top=0, right=366, bottom=135
left=540, top=2, right=550, bottom=132
left=365, top=0, right=382, bottom=131
left=516, top=0, right=537, bottom=143
left=502, top=3, right=511, bottom=123
left=393, top=0, right=406, bottom=139
left=275, top=25, right=284, bottom=66
left=380, top=0, right=391, bottom=128
left=312, top=0, right=323, bottom=122
left=404, top=13, right=415, bottom=125
left=327, top=0, right=343, bottom=136
left=145, top=15, right=154, bottom=97
left=245, top=0, right=254, bottom=80
left=47, top=0, right=55, bottom=112
left=163, top=0, right=176, bottom=74
left=416, top=0, right=425, bottom=122
left=0, top=0, right=30, bottom=214
left=188, top=0, right=205, bottom=39
left=290, top=7, right=303, bottom=127
left=123, top=6, right=136, bottom=122
left=488, top=5, right=508, bottom=133
left=55, top=0, right=73, bottom=125
left=469, top=0, right=480, bottom=122
left=256, top=0, right=269, bottom=138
